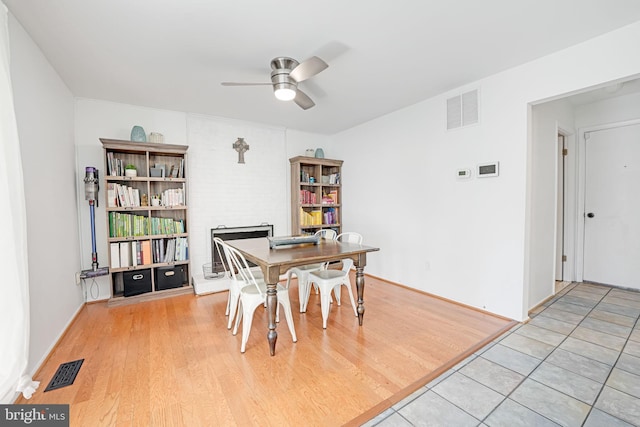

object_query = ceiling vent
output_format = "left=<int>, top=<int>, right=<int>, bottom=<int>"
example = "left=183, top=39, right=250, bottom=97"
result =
left=447, top=89, right=479, bottom=130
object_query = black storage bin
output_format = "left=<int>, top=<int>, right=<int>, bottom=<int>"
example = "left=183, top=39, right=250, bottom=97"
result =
left=156, top=265, right=187, bottom=291
left=123, top=269, right=152, bottom=297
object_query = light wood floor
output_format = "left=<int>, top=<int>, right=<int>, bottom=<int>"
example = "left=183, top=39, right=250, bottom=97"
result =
left=17, top=275, right=515, bottom=426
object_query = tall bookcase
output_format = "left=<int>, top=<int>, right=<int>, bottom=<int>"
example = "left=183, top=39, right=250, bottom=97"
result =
left=290, top=156, right=343, bottom=236
left=101, top=138, right=191, bottom=305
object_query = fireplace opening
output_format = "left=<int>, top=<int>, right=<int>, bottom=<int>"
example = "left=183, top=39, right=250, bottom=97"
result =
left=210, top=224, right=273, bottom=276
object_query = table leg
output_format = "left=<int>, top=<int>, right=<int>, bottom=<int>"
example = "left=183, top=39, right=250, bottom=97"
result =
left=265, top=279, right=278, bottom=356
left=355, top=265, right=365, bottom=325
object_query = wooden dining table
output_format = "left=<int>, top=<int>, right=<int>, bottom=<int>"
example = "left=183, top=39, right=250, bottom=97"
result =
left=225, top=237, right=380, bottom=356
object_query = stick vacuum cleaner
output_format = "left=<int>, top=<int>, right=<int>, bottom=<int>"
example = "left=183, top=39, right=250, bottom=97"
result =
left=81, top=167, right=109, bottom=278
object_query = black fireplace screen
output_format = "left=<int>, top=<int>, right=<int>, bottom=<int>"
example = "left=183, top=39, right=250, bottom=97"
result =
left=211, top=225, right=273, bottom=274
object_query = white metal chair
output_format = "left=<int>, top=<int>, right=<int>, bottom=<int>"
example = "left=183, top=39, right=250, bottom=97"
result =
left=285, top=229, right=337, bottom=313
left=306, top=232, right=362, bottom=328
left=222, top=242, right=297, bottom=353
left=214, top=237, right=264, bottom=329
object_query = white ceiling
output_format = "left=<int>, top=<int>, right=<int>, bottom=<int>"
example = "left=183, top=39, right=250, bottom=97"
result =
left=6, top=0, right=640, bottom=134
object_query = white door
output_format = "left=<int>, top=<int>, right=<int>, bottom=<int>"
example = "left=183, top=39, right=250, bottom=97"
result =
left=583, top=123, right=640, bottom=289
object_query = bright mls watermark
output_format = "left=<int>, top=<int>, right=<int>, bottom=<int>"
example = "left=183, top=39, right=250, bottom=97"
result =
left=0, top=405, right=69, bottom=426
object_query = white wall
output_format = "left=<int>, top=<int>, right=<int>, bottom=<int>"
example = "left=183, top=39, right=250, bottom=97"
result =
left=528, top=99, right=575, bottom=309
left=8, top=14, right=82, bottom=372
left=328, top=21, right=640, bottom=321
left=574, top=91, right=640, bottom=128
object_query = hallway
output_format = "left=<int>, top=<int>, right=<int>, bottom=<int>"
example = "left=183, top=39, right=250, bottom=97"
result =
left=364, top=282, right=640, bottom=426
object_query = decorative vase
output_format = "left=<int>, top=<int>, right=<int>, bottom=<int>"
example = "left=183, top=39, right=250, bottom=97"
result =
left=305, top=149, right=315, bottom=157
left=149, top=132, right=164, bottom=143
left=130, top=125, right=146, bottom=142
left=314, top=148, right=325, bottom=158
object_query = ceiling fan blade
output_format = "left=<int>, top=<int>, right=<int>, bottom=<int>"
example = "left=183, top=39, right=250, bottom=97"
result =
left=294, top=89, right=315, bottom=110
left=221, top=82, right=272, bottom=86
left=289, top=56, right=328, bottom=83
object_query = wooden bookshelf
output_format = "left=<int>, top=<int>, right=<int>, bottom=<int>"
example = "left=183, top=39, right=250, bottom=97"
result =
left=290, top=156, right=343, bottom=236
left=100, top=138, right=192, bottom=305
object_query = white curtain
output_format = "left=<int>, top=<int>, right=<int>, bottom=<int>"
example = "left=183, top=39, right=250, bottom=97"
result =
left=0, top=2, right=39, bottom=403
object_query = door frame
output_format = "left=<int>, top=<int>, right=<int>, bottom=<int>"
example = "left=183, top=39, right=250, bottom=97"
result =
left=556, top=133, right=565, bottom=281
left=575, top=118, right=640, bottom=283
left=556, top=124, right=576, bottom=285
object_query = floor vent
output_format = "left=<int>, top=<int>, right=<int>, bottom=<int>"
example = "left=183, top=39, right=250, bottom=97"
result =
left=447, top=89, right=479, bottom=130
left=44, top=359, right=84, bottom=392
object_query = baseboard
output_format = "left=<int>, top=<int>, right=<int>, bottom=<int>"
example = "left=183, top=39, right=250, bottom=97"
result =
left=16, top=301, right=85, bottom=402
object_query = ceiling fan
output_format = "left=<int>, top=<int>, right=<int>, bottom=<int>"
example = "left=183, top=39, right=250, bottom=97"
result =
left=221, top=56, right=329, bottom=110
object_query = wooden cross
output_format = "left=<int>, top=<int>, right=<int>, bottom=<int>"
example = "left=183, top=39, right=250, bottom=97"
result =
left=232, top=137, right=249, bottom=164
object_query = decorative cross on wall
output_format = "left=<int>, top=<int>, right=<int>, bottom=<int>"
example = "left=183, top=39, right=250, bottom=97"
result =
left=232, top=137, right=249, bottom=164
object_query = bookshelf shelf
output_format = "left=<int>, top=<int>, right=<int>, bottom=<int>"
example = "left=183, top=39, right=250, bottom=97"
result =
left=290, top=156, right=343, bottom=235
left=101, top=138, right=191, bottom=304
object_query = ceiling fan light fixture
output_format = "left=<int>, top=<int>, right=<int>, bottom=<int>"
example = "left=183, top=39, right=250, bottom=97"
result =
left=274, top=84, right=296, bottom=101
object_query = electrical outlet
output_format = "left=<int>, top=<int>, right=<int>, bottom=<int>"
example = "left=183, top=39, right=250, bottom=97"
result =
left=75, top=272, right=81, bottom=285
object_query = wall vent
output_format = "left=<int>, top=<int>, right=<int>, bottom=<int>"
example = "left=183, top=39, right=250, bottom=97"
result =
left=447, top=89, right=479, bottom=130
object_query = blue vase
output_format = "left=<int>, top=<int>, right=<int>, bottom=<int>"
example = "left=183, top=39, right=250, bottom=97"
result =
left=315, top=148, right=325, bottom=158
left=130, top=125, right=146, bottom=142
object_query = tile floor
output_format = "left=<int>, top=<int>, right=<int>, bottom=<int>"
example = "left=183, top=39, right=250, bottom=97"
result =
left=362, top=282, right=640, bottom=427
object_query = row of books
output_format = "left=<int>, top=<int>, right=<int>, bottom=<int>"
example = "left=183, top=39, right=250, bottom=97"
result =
left=300, top=189, right=317, bottom=204
left=300, top=208, right=323, bottom=226
left=324, top=173, right=340, bottom=184
left=300, top=170, right=313, bottom=183
left=158, top=188, right=185, bottom=206
left=158, top=237, right=188, bottom=262
left=109, top=212, right=148, bottom=237
left=150, top=217, right=185, bottom=235
left=300, top=207, right=339, bottom=226
left=106, top=153, right=129, bottom=177
left=321, top=189, right=338, bottom=204
left=107, top=183, right=141, bottom=208
left=165, top=160, right=185, bottom=178
left=110, top=240, right=152, bottom=268
left=109, top=237, right=189, bottom=268
left=323, top=207, right=338, bottom=225
left=106, top=153, right=186, bottom=178
left=109, top=212, right=185, bottom=237
left=299, top=171, right=341, bottom=185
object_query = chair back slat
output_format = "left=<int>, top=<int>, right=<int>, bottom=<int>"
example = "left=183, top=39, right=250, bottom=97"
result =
left=224, top=244, right=265, bottom=297
left=336, top=232, right=362, bottom=244
left=212, top=237, right=231, bottom=278
left=315, top=229, right=337, bottom=240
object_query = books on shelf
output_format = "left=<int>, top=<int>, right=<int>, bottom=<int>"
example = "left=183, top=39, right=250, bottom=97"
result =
left=158, top=188, right=185, bottom=206
left=141, top=240, right=152, bottom=265
left=110, top=243, right=120, bottom=268
left=323, top=207, right=337, bottom=225
left=152, top=237, right=188, bottom=263
left=109, top=213, right=185, bottom=238
left=119, top=241, right=131, bottom=268
left=149, top=217, right=184, bottom=235
left=109, top=239, right=153, bottom=269
left=300, top=208, right=324, bottom=226
left=109, top=183, right=142, bottom=208
left=300, top=189, right=316, bottom=204
left=109, top=212, right=149, bottom=238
